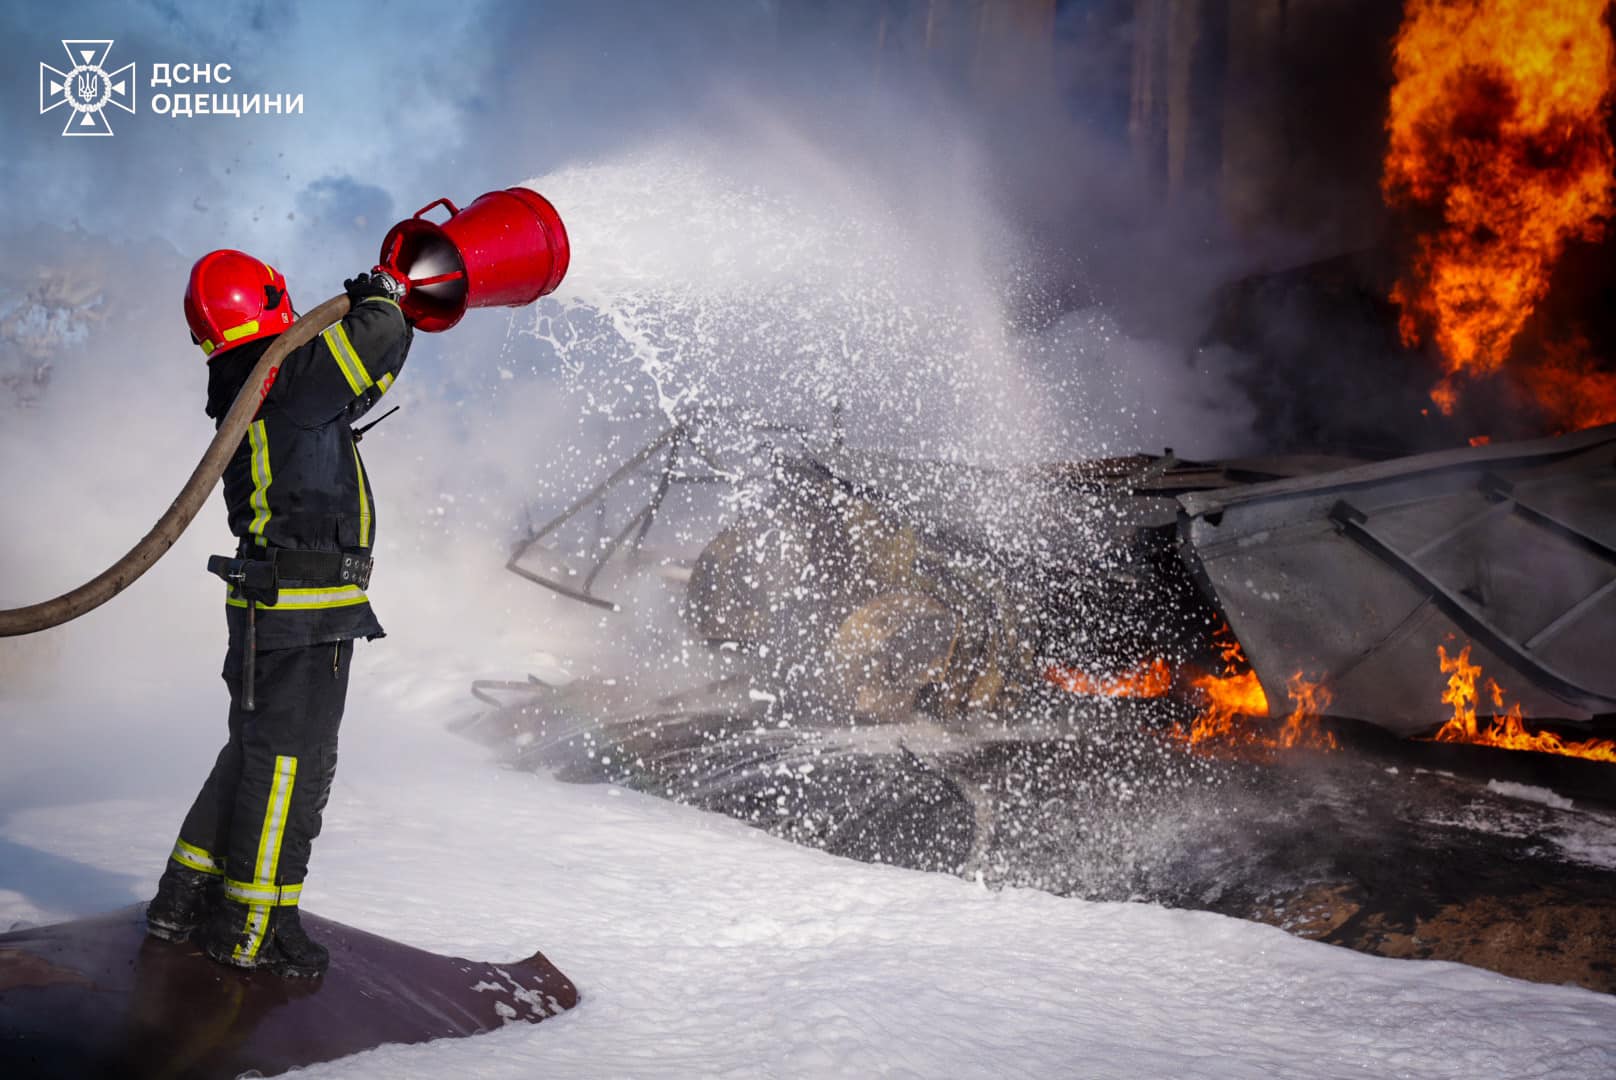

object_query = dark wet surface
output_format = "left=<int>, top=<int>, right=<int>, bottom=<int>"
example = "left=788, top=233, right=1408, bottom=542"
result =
left=0, top=904, right=577, bottom=1079
left=462, top=676, right=1616, bottom=991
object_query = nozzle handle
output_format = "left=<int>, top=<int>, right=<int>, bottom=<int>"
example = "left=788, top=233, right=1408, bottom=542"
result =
left=413, top=197, right=461, bottom=222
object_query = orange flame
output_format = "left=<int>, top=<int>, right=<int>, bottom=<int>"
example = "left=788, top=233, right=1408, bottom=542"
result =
left=1276, top=674, right=1339, bottom=751
left=1383, top=0, right=1616, bottom=424
left=1169, top=625, right=1337, bottom=756
left=1427, top=643, right=1616, bottom=761
left=1044, top=658, right=1171, bottom=699
left=1176, top=670, right=1339, bottom=755
left=1178, top=668, right=1272, bottom=747
left=1523, top=332, right=1616, bottom=429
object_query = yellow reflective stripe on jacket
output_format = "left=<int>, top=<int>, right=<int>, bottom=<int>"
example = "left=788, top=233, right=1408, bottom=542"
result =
left=171, top=837, right=223, bottom=876
left=322, top=326, right=363, bottom=394
left=234, top=754, right=298, bottom=963
left=352, top=444, right=371, bottom=548
left=377, top=371, right=394, bottom=393
left=246, top=420, right=273, bottom=542
left=226, top=584, right=369, bottom=611
left=336, top=322, right=375, bottom=387
left=322, top=323, right=374, bottom=395
left=223, top=879, right=303, bottom=906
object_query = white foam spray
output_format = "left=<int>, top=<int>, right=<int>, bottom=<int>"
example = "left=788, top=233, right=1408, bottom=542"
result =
left=514, top=127, right=1095, bottom=466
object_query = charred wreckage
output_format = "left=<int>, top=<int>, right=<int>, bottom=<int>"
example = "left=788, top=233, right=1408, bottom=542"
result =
left=457, top=416, right=1616, bottom=990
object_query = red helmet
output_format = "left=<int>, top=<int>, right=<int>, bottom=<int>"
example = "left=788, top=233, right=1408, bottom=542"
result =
left=184, top=250, right=295, bottom=360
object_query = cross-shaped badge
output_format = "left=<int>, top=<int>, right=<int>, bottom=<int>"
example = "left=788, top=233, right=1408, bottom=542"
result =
left=40, top=40, right=136, bottom=137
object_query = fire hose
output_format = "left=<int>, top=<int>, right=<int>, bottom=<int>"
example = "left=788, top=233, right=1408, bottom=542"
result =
left=0, top=295, right=351, bottom=638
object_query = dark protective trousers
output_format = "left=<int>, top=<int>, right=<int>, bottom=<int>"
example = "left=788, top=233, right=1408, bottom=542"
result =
left=166, top=639, right=352, bottom=957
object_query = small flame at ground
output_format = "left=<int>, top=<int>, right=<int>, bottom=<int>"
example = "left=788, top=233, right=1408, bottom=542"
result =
left=1166, top=625, right=1338, bottom=757
left=1382, top=0, right=1616, bottom=429
left=1046, top=627, right=1339, bottom=756
left=1275, top=674, right=1339, bottom=751
left=1426, top=643, right=1616, bottom=761
left=1174, top=669, right=1339, bottom=756
left=1043, top=658, right=1171, bottom=699
left=1179, top=668, right=1270, bottom=745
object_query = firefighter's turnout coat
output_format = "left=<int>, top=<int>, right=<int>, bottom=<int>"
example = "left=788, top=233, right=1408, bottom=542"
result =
left=167, top=292, right=412, bottom=966
left=206, top=294, right=411, bottom=647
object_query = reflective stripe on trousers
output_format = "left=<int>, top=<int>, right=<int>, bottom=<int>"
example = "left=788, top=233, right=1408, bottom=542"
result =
left=230, top=753, right=298, bottom=963
left=170, top=837, right=224, bottom=876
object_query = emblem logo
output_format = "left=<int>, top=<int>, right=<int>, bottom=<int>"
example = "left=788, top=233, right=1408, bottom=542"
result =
left=39, top=40, right=136, bottom=137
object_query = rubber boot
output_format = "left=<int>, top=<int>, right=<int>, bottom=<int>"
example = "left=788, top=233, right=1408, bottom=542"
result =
left=145, top=863, right=221, bottom=943
left=258, top=907, right=329, bottom=978
left=202, top=900, right=329, bottom=978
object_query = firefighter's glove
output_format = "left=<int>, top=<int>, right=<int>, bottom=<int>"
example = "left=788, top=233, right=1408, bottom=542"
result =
left=343, top=269, right=406, bottom=306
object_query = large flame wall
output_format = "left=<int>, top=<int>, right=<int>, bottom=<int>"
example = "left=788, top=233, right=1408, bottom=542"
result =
left=1383, top=0, right=1616, bottom=429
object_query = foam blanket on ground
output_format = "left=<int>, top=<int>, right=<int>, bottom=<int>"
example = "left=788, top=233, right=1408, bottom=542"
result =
left=4, top=651, right=1615, bottom=1078
left=0, top=904, right=577, bottom=1079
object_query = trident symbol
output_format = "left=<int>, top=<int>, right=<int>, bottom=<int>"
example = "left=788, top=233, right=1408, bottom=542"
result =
left=39, top=39, right=135, bottom=137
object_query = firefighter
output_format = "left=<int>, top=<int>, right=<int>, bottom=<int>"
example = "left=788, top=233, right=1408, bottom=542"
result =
left=144, top=250, right=413, bottom=977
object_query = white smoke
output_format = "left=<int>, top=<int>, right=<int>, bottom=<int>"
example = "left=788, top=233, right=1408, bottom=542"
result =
left=1, top=100, right=1252, bottom=710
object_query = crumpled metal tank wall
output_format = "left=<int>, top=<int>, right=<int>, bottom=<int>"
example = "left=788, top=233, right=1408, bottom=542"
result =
left=1178, top=424, right=1616, bottom=736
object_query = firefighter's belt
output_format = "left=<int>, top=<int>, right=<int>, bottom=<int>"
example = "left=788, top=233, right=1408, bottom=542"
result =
left=210, top=549, right=374, bottom=600
left=266, top=549, right=374, bottom=589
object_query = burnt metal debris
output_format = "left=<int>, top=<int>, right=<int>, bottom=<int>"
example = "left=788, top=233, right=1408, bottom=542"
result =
left=506, top=418, right=1616, bottom=738
left=469, top=420, right=1616, bottom=990
left=505, top=423, right=713, bottom=611
left=1182, top=422, right=1616, bottom=735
